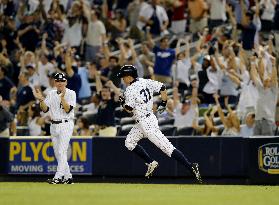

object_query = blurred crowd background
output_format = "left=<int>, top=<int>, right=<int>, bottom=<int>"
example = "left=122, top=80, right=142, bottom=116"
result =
left=0, top=0, right=279, bottom=137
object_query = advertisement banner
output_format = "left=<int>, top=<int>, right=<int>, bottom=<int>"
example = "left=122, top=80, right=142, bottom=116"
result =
left=8, top=136, right=92, bottom=175
left=248, top=136, right=279, bottom=184
left=258, top=143, right=279, bottom=174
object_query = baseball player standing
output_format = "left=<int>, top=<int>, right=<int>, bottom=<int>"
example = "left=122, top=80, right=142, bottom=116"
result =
left=33, top=72, right=76, bottom=184
left=117, top=65, right=202, bottom=183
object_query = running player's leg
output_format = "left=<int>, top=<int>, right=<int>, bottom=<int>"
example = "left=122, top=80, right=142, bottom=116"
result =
left=142, top=115, right=202, bottom=182
left=142, top=114, right=192, bottom=170
left=125, top=125, right=153, bottom=164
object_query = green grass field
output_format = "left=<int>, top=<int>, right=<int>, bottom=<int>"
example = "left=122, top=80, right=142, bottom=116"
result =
left=0, top=183, right=279, bottom=205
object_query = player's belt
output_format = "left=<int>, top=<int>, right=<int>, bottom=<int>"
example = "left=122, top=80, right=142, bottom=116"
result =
left=51, top=119, right=69, bottom=124
left=135, top=113, right=151, bottom=123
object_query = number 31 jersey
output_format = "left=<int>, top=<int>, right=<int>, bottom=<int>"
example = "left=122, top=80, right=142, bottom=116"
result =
left=124, top=78, right=163, bottom=120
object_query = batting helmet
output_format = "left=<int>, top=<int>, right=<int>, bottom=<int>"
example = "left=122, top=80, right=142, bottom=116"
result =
left=117, top=65, right=138, bottom=78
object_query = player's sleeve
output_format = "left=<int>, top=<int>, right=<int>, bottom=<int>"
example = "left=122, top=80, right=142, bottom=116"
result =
left=147, top=79, right=164, bottom=93
left=124, top=89, right=135, bottom=111
left=44, top=92, right=51, bottom=107
left=68, top=91, right=77, bottom=108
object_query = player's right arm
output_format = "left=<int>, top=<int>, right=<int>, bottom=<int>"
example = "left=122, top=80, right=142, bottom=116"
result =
left=122, top=88, right=135, bottom=113
left=33, top=88, right=49, bottom=113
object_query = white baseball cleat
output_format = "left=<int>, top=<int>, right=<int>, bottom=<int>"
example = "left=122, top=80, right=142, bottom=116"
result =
left=145, top=160, right=159, bottom=178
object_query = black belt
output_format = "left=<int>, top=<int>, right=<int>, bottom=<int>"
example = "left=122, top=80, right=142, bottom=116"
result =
left=51, top=119, right=68, bottom=124
left=135, top=113, right=151, bottom=123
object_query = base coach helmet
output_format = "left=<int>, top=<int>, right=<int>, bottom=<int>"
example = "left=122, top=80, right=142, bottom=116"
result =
left=117, top=65, right=138, bottom=78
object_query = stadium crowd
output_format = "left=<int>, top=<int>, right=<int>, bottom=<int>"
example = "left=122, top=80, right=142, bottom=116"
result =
left=0, top=0, right=279, bottom=137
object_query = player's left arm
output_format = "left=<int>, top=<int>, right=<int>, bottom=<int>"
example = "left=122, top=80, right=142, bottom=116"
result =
left=152, top=80, right=168, bottom=113
left=61, top=90, right=76, bottom=113
left=160, top=86, right=168, bottom=103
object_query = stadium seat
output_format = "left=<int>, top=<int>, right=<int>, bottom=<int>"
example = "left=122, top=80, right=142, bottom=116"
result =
left=213, top=117, right=222, bottom=126
left=158, top=118, right=175, bottom=126
left=114, top=117, right=120, bottom=125
left=160, top=125, right=177, bottom=136
left=118, top=124, right=134, bottom=136
left=199, top=107, right=209, bottom=117
left=83, top=113, right=98, bottom=125
left=16, top=126, right=30, bottom=136
left=216, top=125, right=225, bottom=135
left=198, top=117, right=205, bottom=125
left=167, top=88, right=173, bottom=95
left=176, top=127, right=194, bottom=136
left=120, top=117, right=135, bottom=125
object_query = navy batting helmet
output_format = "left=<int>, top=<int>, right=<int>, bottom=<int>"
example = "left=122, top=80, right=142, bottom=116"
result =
left=117, top=65, right=138, bottom=78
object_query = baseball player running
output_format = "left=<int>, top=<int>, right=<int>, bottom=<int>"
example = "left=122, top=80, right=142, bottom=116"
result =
left=33, top=72, right=76, bottom=184
left=116, top=65, right=202, bottom=183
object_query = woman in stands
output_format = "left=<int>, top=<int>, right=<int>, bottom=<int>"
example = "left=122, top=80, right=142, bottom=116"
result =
left=74, top=117, right=92, bottom=136
left=28, top=103, right=45, bottom=136
left=214, top=94, right=240, bottom=136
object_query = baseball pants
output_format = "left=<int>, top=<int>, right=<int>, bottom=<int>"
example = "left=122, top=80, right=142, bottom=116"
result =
left=125, top=114, right=175, bottom=157
left=50, top=120, right=74, bottom=179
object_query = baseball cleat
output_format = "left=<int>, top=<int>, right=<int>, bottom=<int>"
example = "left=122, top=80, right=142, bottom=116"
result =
left=63, top=178, right=74, bottom=184
left=191, top=163, right=202, bottom=184
left=48, top=178, right=63, bottom=184
left=145, top=160, right=159, bottom=178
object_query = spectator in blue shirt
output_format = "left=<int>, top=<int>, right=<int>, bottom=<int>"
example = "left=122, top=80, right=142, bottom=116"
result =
left=148, top=34, right=176, bottom=83
left=239, top=6, right=256, bottom=51
left=240, top=112, right=255, bottom=136
left=77, top=58, right=92, bottom=104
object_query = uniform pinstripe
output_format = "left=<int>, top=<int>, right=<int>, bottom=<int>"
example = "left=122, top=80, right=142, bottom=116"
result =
left=44, top=88, right=76, bottom=179
left=124, top=78, right=175, bottom=157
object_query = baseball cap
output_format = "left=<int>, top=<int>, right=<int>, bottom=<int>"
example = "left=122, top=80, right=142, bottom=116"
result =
left=54, top=72, right=67, bottom=82
left=74, top=55, right=81, bottom=61
left=26, top=64, right=35, bottom=69
left=182, top=99, right=191, bottom=105
left=204, top=55, right=211, bottom=61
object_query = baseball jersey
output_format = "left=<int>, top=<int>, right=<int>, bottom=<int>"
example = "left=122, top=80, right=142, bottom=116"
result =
left=124, top=78, right=163, bottom=120
left=44, top=88, right=76, bottom=120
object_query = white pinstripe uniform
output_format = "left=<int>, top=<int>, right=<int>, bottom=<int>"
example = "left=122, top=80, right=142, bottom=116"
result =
left=124, top=78, right=175, bottom=157
left=44, top=88, right=76, bottom=179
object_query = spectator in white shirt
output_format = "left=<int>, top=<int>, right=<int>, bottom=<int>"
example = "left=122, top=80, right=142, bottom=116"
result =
left=43, top=73, right=56, bottom=96
left=208, top=0, right=227, bottom=29
left=62, top=1, right=85, bottom=49
left=260, top=0, right=276, bottom=31
left=26, top=64, right=40, bottom=90
left=240, top=112, right=255, bottom=136
left=38, top=52, right=55, bottom=90
left=84, top=9, right=106, bottom=62
left=200, top=55, right=222, bottom=104
left=175, top=37, right=192, bottom=97
left=173, top=81, right=199, bottom=129
left=137, top=0, right=169, bottom=36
